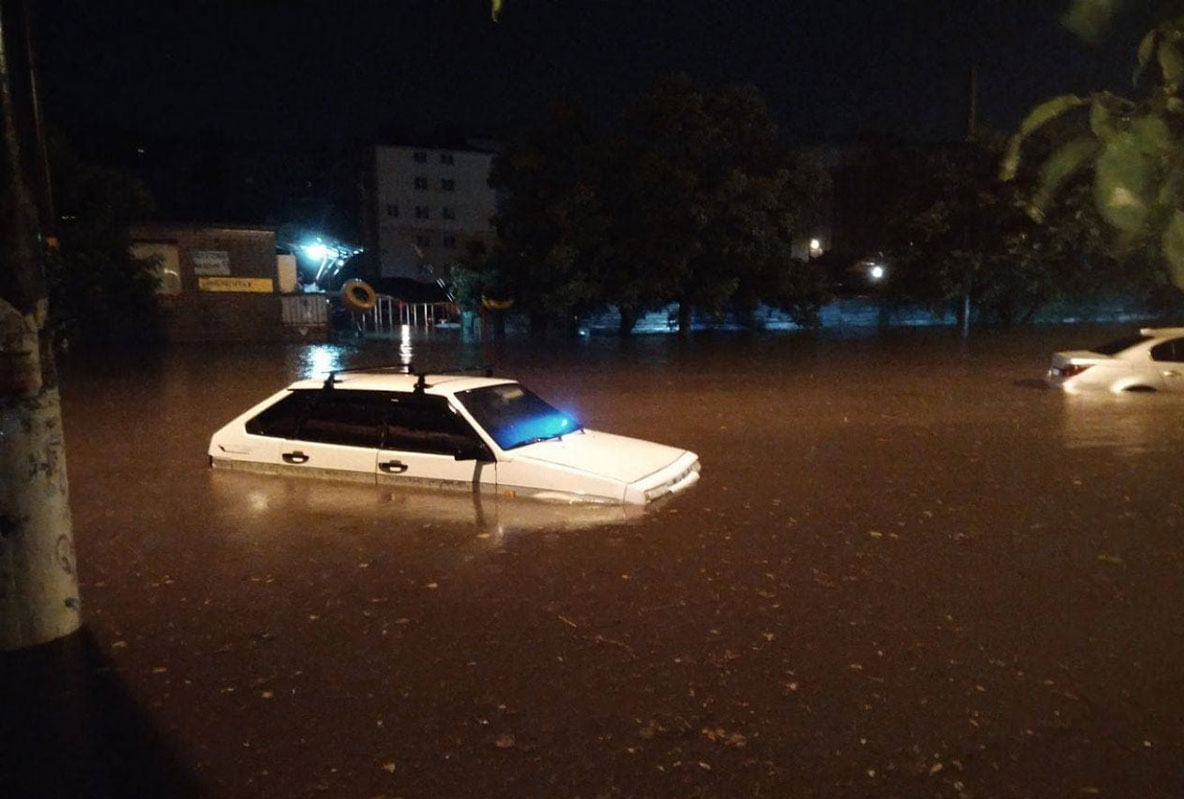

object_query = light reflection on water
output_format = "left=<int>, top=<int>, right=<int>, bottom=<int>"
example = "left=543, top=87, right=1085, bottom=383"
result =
left=1057, top=391, right=1184, bottom=456
left=399, top=325, right=414, bottom=367
left=209, top=470, right=649, bottom=544
left=296, top=344, right=347, bottom=379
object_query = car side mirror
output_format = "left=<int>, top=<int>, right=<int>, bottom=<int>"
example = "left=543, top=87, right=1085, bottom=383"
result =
left=454, top=443, right=494, bottom=463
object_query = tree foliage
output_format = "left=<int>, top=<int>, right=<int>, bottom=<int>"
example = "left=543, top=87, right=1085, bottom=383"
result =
left=483, top=76, right=829, bottom=334
left=486, top=101, right=606, bottom=331
left=47, top=136, right=160, bottom=345
left=1005, top=2, right=1184, bottom=291
left=886, top=134, right=1135, bottom=325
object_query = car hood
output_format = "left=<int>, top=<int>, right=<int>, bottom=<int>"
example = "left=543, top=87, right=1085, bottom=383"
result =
left=509, top=429, right=688, bottom=484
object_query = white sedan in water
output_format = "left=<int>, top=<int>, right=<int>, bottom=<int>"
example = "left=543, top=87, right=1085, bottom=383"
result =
left=1046, top=327, right=1184, bottom=393
left=208, top=369, right=700, bottom=505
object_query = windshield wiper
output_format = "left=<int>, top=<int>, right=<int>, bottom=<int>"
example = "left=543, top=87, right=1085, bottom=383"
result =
left=518, top=433, right=565, bottom=446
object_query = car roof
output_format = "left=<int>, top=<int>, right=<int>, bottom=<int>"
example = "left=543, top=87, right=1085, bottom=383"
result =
left=285, top=372, right=517, bottom=396
left=1139, top=326, right=1184, bottom=338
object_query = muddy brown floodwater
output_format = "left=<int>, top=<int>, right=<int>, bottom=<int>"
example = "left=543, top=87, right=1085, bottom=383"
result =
left=3, top=325, right=1184, bottom=799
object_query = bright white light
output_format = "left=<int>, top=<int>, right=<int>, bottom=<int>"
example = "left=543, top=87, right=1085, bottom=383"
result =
left=399, top=325, right=413, bottom=365
left=302, top=344, right=343, bottom=378
left=869, top=265, right=885, bottom=280
left=809, top=238, right=822, bottom=255
left=304, top=242, right=329, bottom=261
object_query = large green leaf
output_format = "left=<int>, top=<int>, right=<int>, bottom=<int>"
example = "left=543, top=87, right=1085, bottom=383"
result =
left=1093, top=131, right=1153, bottom=233
left=1089, top=99, right=1118, bottom=140
left=1137, top=29, right=1159, bottom=76
left=1000, top=135, right=1023, bottom=182
left=1162, top=210, right=1184, bottom=289
left=1062, top=0, right=1122, bottom=44
left=1017, top=94, right=1088, bottom=138
left=1030, top=135, right=1100, bottom=220
left=1158, top=40, right=1184, bottom=88
left=1130, top=114, right=1170, bottom=154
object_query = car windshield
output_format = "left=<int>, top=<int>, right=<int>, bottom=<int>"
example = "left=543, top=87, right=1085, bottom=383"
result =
left=1091, top=335, right=1151, bottom=356
left=455, top=383, right=581, bottom=450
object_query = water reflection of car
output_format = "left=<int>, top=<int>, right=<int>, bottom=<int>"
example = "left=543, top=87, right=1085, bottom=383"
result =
left=208, top=470, right=653, bottom=538
left=1047, top=327, right=1184, bottom=393
left=208, top=369, right=700, bottom=504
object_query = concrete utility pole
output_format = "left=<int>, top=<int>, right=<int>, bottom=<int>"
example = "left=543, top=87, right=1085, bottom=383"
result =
left=0, top=0, right=81, bottom=650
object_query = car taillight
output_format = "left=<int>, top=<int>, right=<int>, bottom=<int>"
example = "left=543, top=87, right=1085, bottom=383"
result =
left=1059, top=364, right=1093, bottom=378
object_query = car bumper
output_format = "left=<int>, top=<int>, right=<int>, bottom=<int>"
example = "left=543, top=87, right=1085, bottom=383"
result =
left=624, top=451, right=701, bottom=505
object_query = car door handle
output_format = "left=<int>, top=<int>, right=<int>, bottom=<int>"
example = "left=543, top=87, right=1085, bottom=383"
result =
left=282, top=450, right=310, bottom=464
left=379, top=460, right=408, bottom=474
left=1163, top=369, right=1181, bottom=377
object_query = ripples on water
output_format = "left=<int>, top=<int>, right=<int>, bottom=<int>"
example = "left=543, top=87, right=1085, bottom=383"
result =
left=1056, top=391, right=1182, bottom=456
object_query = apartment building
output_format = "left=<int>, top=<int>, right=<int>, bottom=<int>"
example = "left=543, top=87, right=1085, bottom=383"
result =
left=371, top=142, right=498, bottom=281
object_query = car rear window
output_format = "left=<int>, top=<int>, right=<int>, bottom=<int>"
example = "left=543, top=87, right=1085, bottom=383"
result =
left=1091, top=335, right=1151, bottom=355
left=246, top=391, right=314, bottom=438
left=1150, top=338, right=1184, bottom=362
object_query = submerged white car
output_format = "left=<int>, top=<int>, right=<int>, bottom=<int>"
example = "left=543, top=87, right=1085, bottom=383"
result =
left=1046, top=327, right=1184, bottom=393
left=208, top=369, right=700, bottom=505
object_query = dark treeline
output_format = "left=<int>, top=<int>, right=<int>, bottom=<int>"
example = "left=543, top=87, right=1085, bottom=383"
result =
left=458, top=75, right=1176, bottom=335
left=457, top=75, right=832, bottom=335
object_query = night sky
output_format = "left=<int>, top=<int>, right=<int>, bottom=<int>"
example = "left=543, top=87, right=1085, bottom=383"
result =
left=33, top=0, right=1151, bottom=150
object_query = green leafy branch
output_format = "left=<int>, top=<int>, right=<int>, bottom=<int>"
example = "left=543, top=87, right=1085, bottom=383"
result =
left=1004, top=10, right=1184, bottom=289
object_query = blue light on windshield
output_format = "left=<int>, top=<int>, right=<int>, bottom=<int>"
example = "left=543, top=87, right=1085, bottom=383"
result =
left=503, top=412, right=577, bottom=447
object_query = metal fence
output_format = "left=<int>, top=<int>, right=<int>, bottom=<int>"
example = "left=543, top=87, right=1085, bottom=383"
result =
left=280, top=295, right=330, bottom=327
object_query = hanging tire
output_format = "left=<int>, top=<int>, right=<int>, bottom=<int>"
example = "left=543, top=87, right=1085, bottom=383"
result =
left=342, top=279, right=377, bottom=312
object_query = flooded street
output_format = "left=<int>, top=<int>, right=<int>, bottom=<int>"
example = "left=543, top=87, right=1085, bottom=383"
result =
left=5, top=325, right=1184, bottom=798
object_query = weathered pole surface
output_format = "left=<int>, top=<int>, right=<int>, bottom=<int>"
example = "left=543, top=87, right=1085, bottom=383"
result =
left=0, top=0, right=80, bottom=650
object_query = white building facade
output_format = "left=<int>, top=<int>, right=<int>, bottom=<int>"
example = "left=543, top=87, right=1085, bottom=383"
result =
left=372, top=143, right=498, bottom=281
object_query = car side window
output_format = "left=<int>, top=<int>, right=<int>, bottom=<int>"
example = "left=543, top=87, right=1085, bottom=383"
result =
left=1150, top=339, right=1184, bottom=363
left=245, top=391, right=315, bottom=438
left=296, top=392, right=387, bottom=448
left=383, top=395, right=488, bottom=457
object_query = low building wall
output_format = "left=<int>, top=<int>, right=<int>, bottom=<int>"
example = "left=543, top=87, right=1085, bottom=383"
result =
left=131, top=222, right=329, bottom=343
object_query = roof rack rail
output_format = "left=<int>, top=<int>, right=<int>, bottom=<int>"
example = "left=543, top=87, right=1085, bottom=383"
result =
left=322, top=362, right=415, bottom=390
left=321, top=362, right=494, bottom=391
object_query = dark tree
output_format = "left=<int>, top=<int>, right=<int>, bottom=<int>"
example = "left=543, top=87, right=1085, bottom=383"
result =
left=48, top=136, right=160, bottom=345
left=488, top=101, right=606, bottom=333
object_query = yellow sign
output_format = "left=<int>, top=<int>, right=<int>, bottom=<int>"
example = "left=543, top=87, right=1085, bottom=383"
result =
left=198, top=277, right=274, bottom=293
